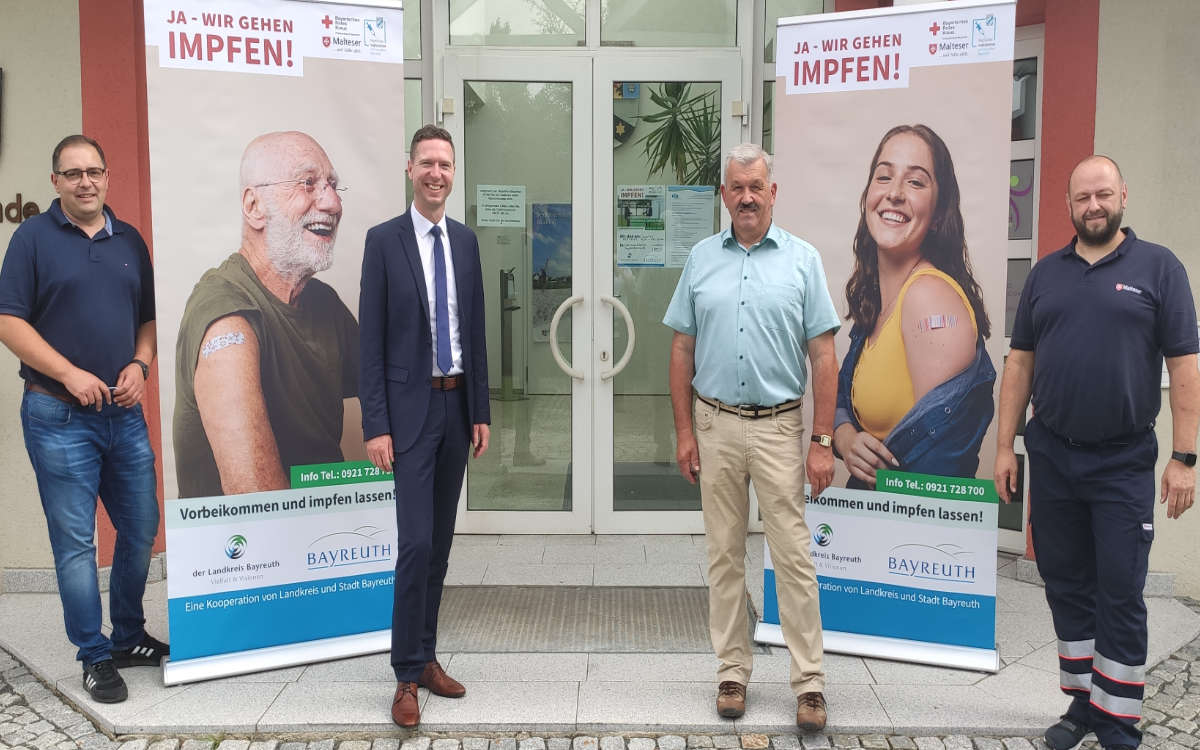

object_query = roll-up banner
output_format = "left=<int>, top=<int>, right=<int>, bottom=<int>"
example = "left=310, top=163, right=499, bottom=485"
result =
left=142, top=0, right=404, bottom=685
left=757, top=0, right=1014, bottom=671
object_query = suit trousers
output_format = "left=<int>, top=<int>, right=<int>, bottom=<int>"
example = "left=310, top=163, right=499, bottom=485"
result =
left=692, top=395, right=825, bottom=695
left=390, top=386, right=470, bottom=681
left=1025, top=417, right=1156, bottom=748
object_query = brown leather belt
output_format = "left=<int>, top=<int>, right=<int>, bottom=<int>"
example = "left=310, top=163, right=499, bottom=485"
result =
left=697, top=393, right=803, bottom=419
left=25, top=382, right=76, bottom=405
left=431, top=375, right=462, bottom=391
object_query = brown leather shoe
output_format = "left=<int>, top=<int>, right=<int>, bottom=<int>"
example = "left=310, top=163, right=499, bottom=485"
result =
left=391, top=682, right=420, bottom=727
left=418, top=660, right=466, bottom=698
left=796, top=691, right=827, bottom=732
left=716, top=680, right=746, bottom=718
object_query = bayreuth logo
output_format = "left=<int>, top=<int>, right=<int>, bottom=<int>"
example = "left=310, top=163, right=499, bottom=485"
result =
left=887, top=542, right=976, bottom=584
left=225, top=534, right=247, bottom=560
left=306, top=526, right=393, bottom=570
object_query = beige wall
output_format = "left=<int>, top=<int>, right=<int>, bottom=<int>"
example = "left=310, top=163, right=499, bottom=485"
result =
left=0, top=0, right=82, bottom=583
left=1096, top=0, right=1200, bottom=597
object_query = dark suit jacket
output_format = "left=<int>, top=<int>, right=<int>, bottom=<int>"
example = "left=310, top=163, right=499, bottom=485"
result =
left=359, top=209, right=490, bottom=453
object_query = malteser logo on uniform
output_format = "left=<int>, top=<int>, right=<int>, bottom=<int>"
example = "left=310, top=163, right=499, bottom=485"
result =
left=1116, top=283, right=1144, bottom=295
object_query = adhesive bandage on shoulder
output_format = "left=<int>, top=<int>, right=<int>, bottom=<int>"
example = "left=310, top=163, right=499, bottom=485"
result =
left=201, top=331, right=247, bottom=358
left=916, top=314, right=958, bottom=332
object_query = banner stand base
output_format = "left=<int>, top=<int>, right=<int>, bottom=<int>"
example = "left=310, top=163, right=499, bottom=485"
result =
left=163, top=629, right=391, bottom=686
left=754, top=621, right=998, bottom=674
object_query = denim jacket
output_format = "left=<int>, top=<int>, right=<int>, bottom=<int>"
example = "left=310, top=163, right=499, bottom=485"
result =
left=835, top=323, right=996, bottom=489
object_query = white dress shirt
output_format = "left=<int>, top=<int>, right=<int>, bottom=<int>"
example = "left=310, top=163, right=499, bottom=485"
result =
left=410, top=205, right=464, bottom=376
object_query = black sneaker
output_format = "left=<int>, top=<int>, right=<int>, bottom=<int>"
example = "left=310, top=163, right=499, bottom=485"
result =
left=111, top=633, right=170, bottom=667
left=1044, top=714, right=1090, bottom=750
left=82, top=659, right=128, bottom=703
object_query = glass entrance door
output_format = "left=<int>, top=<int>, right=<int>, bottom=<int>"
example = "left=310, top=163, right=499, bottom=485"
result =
left=445, top=54, right=593, bottom=533
left=444, top=52, right=742, bottom=533
left=593, top=54, right=741, bottom=533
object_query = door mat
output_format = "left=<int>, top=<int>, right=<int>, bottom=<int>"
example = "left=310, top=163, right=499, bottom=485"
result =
left=437, top=585, right=724, bottom=653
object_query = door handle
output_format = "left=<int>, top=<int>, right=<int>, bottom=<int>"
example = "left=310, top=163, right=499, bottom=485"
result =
left=548, top=294, right=584, bottom=381
left=600, top=295, right=635, bottom=381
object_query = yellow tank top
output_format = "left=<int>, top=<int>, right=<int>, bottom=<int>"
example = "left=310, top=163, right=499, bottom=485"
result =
left=852, top=268, right=977, bottom=440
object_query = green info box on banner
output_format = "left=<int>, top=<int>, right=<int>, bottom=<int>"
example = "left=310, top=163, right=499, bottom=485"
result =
left=290, top=460, right=394, bottom=489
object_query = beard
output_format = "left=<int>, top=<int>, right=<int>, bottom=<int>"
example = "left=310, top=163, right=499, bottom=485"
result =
left=1072, top=206, right=1122, bottom=246
left=264, top=208, right=337, bottom=281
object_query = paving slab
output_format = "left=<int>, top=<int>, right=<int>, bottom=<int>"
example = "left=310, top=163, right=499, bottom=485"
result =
left=576, top=682, right=724, bottom=732
left=592, top=565, right=704, bottom=587
left=871, top=685, right=1044, bottom=735
left=586, top=654, right=720, bottom=683
left=418, top=681, right=578, bottom=732
left=735, top=684, right=890, bottom=734
left=257, top=680, right=411, bottom=731
left=112, top=681, right=286, bottom=734
left=481, top=564, right=593, bottom=586
left=446, top=653, right=588, bottom=682
left=296, top=652, right=395, bottom=683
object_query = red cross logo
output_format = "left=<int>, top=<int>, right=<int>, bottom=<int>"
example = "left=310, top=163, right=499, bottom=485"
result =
left=321, top=15, right=333, bottom=29
left=929, top=21, right=940, bottom=35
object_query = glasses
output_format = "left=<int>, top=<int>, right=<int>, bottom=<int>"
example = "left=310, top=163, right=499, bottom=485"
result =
left=254, top=177, right=347, bottom=197
left=54, top=168, right=108, bottom=184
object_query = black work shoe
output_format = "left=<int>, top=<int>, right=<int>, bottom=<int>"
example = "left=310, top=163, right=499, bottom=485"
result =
left=1102, top=746, right=1136, bottom=750
left=82, top=659, right=127, bottom=703
left=1044, top=714, right=1090, bottom=750
left=111, top=633, right=170, bottom=667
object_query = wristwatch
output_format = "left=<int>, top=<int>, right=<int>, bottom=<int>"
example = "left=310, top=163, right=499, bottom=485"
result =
left=129, top=358, right=150, bottom=380
left=811, top=433, right=833, bottom=448
left=1170, top=450, right=1197, bottom=467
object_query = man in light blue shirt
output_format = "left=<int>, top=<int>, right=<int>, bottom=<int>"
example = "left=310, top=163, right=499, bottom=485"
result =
left=664, top=143, right=839, bottom=732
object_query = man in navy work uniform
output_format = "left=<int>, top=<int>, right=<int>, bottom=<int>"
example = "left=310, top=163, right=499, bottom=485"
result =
left=359, top=124, right=490, bottom=728
left=664, top=143, right=840, bottom=732
left=0, top=135, right=168, bottom=704
left=995, top=155, right=1199, bottom=750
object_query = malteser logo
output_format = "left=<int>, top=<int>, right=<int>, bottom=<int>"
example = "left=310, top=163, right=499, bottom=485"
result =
left=1116, top=283, right=1143, bottom=295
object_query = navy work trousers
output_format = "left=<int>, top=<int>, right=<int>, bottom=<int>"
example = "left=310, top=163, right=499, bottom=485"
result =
left=1025, top=416, right=1156, bottom=748
left=390, top=386, right=470, bottom=682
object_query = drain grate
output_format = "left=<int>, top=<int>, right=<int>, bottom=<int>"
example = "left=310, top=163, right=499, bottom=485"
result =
left=436, top=586, right=717, bottom=653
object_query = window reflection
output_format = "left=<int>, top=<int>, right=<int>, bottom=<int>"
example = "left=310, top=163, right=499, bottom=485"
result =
left=764, top=0, right=823, bottom=63
left=602, top=0, right=736, bottom=47
left=1012, top=57, right=1038, bottom=141
left=450, top=0, right=585, bottom=46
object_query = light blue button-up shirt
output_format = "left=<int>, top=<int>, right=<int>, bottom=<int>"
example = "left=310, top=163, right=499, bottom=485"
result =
left=663, top=223, right=840, bottom=406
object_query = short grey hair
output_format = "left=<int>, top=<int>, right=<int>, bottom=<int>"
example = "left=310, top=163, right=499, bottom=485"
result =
left=724, top=143, right=772, bottom=182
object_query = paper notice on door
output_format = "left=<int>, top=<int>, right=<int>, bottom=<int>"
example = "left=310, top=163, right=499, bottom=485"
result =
left=665, top=185, right=715, bottom=267
left=477, top=184, right=527, bottom=227
left=616, top=185, right=665, bottom=267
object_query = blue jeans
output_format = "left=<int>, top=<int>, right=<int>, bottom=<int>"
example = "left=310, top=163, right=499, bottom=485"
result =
left=20, top=391, right=159, bottom=666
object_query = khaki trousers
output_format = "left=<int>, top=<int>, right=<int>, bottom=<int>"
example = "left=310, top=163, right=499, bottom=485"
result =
left=693, top=395, right=825, bottom=695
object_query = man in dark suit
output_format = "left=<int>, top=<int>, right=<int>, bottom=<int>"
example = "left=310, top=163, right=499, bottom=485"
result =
left=359, top=124, right=490, bottom=728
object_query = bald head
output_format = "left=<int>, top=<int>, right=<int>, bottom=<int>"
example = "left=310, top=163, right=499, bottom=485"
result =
left=240, top=131, right=337, bottom=190
left=239, top=131, right=343, bottom=285
left=1068, top=154, right=1123, bottom=195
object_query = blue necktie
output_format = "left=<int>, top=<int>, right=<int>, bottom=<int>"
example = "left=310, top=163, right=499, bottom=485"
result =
left=431, top=225, right=452, bottom=375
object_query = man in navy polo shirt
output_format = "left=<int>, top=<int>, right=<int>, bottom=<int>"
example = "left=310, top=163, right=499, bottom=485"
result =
left=995, top=155, right=1199, bottom=750
left=0, top=135, right=168, bottom=704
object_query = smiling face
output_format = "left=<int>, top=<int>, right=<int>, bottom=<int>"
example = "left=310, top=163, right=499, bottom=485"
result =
left=1067, top=157, right=1126, bottom=247
left=408, top=137, right=455, bottom=223
left=720, top=157, right=776, bottom=247
left=863, top=132, right=939, bottom=260
left=51, top=143, right=108, bottom=226
left=248, top=133, right=342, bottom=277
